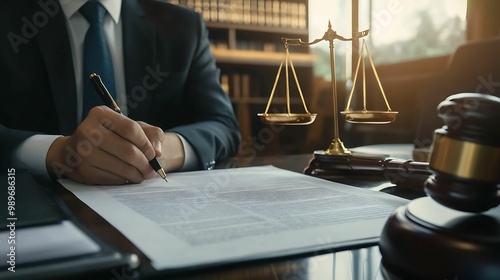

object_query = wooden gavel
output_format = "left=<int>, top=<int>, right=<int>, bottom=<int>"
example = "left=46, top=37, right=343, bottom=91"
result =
left=378, top=93, right=500, bottom=280
left=425, top=93, right=500, bottom=212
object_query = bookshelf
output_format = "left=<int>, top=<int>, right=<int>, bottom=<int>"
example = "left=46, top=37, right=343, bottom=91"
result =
left=172, top=0, right=314, bottom=155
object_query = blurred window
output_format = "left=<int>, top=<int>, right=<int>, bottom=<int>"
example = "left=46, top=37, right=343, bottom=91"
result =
left=367, top=0, right=467, bottom=64
left=309, top=0, right=467, bottom=79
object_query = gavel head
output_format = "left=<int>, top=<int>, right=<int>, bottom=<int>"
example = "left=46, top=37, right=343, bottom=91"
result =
left=424, top=93, right=500, bottom=212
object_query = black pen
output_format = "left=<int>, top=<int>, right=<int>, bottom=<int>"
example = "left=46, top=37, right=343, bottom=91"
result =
left=88, top=73, right=168, bottom=182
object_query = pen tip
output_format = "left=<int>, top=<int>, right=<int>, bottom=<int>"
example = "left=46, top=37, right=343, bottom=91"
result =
left=157, top=168, right=168, bottom=182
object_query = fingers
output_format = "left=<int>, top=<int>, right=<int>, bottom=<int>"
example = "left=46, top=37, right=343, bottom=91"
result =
left=50, top=106, right=160, bottom=185
left=76, top=148, right=150, bottom=185
left=92, top=127, right=157, bottom=181
left=89, top=107, right=156, bottom=160
left=47, top=136, right=135, bottom=185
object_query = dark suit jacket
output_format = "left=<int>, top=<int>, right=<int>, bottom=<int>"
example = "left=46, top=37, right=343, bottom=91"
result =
left=0, top=0, right=241, bottom=170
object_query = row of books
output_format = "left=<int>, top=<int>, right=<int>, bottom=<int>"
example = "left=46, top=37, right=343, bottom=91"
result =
left=170, top=0, right=307, bottom=29
left=221, top=72, right=305, bottom=100
left=211, top=39, right=283, bottom=53
left=221, top=73, right=254, bottom=99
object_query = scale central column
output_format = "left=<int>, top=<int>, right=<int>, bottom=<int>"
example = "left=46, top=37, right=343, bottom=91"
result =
left=323, top=26, right=350, bottom=156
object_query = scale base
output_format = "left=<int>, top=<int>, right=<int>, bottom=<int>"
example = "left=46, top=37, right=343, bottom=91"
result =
left=324, top=138, right=351, bottom=156
left=379, top=197, right=500, bottom=280
left=304, top=148, right=386, bottom=178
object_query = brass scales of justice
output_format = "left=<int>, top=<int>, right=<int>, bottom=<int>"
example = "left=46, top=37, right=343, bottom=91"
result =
left=257, top=21, right=399, bottom=177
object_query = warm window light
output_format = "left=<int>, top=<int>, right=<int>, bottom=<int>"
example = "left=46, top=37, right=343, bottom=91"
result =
left=369, top=0, right=467, bottom=64
left=309, top=0, right=467, bottom=80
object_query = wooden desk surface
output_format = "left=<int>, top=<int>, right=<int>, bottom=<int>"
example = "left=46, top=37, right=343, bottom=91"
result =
left=55, top=153, right=398, bottom=280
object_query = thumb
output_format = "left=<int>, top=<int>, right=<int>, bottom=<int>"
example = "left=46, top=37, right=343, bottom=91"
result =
left=137, top=121, right=164, bottom=157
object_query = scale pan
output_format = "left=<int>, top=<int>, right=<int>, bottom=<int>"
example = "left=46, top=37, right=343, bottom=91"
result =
left=341, top=110, right=398, bottom=124
left=258, top=113, right=316, bottom=125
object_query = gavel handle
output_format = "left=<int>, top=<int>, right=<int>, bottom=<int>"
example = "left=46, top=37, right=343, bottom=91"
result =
left=348, top=157, right=430, bottom=174
left=305, top=155, right=431, bottom=189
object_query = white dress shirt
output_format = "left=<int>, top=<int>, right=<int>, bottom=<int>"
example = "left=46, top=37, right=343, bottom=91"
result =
left=12, top=0, right=196, bottom=180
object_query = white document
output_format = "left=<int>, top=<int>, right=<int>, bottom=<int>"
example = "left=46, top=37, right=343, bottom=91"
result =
left=59, top=166, right=407, bottom=270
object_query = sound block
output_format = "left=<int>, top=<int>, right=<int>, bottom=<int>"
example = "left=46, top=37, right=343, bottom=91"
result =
left=304, top=150, right=387, bottom=177
left=379, top=197, right=500, bottom=280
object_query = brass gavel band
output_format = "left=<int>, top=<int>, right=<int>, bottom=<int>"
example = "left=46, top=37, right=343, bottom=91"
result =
left=429, top=134, right=500, bottom=181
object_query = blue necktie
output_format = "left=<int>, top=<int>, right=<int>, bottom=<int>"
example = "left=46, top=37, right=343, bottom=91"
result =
left=80, top=0, right=116, bottom=119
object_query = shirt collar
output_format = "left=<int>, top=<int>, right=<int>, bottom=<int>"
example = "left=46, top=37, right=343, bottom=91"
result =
left=59, top=0, right=122, bottom=23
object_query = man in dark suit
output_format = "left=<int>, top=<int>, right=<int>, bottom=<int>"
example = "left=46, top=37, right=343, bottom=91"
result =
left=0, top=0, right=241, bottom=184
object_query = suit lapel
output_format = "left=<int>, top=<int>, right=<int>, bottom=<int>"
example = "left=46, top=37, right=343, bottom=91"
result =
left=36, top=1, right=78, bottom=134
left=122, top=0, right=156, bottom=122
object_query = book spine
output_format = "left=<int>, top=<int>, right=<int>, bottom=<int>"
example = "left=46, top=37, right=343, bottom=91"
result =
left=172, top=0, right=308, bottom=30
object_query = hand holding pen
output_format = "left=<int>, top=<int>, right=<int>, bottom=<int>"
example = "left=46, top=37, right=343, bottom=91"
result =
left=45, top=75, right=169, bottom=185
left=89, top=73, right=168, bottom=182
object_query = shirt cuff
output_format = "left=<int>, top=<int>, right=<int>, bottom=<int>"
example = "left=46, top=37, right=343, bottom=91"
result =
left=177, top=134, right=198, bottom=171
left=12, top=134, right=62, bottom=181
